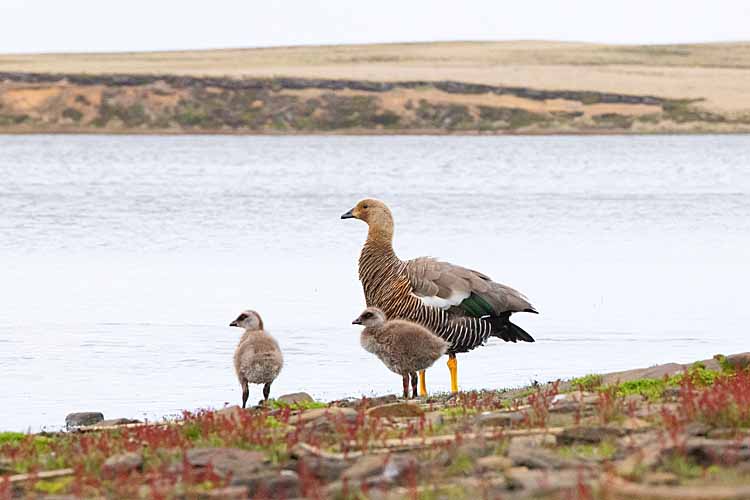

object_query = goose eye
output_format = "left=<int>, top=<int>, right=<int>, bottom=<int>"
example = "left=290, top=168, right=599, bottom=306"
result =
left=363, top=204, right=369, bottom=209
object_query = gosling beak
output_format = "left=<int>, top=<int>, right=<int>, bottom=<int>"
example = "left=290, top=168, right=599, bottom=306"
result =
left=352, top=317, right=363, bottom=325
left=229, top=320, right=238, bottom=327
left=341, top=208, right=355, bottom=220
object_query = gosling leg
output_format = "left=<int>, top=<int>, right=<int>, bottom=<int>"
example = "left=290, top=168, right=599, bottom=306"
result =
left=241, top=380, right=249, bottom=409
left=447, top=354, right=459, bottom=393
left=402, top=374, right=409, bottom=399
left=410, top=372, right=418, bottom=399
left=263, top=382, right=271, bottom=401
left=419, top=370, right=427, bottom=397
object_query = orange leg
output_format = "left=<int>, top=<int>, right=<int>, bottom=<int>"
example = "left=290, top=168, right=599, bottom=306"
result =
left=419, top=370, right=427, bottom=397
left=447, top=355, right=458, bottom=393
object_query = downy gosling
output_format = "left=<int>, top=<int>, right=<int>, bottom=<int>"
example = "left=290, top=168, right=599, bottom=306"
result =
left=229, top=310, right=283, bottom=408
left=353, top=307, right=448, bottom=399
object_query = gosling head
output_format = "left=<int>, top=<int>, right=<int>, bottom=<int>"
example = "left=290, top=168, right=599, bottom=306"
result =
left=340, top=199, right=393, bottom=228
left=352, top=307, right=387, bottom=327
left=229, top=310, right=264, bottom=330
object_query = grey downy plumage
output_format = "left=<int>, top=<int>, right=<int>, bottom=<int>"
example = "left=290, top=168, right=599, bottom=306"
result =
left=229, top=310, right=284, bottom=408
left=353, top=307, right=448, bottom=398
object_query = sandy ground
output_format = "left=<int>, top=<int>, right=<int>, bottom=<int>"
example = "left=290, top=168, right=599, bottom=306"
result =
left=2, top=41, right=749, bottom=112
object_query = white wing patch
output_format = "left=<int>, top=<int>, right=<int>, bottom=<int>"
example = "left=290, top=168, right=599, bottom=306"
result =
left=414, top=290, right=470, bottom=310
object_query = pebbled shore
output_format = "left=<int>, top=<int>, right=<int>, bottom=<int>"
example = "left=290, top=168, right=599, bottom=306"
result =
left=2, top=353, right=750, bottom=498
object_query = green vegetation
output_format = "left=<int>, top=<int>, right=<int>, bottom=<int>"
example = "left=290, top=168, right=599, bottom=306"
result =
left=570, top=374, right=603, bottom=392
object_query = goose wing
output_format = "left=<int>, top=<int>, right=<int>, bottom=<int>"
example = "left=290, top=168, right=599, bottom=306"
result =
left=405, top=257, right=537, bottom=317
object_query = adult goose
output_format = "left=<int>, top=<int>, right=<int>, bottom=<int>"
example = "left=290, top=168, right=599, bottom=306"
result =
left=341, top=199, right=537, bottom=394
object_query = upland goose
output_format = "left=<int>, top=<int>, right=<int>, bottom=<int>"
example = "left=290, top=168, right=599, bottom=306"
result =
left=341, top=199, right=537, bottom=394
left=229, top=310, right=284, bottom=407
left=353, top=307, right=448, bottom=398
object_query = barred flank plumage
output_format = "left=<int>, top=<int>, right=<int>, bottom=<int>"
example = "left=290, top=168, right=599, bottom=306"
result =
left=360, top=241, right=499, bottom=354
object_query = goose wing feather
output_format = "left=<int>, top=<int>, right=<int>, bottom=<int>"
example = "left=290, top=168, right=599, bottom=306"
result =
left=405, top=257, right=537, bottom=316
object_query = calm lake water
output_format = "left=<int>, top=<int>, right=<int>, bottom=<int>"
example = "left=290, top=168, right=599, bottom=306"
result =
left=1, top=134, right=749, bottom=431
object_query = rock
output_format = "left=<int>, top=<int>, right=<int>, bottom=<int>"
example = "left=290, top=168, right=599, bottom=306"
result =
left=238, top=470, right=301, bottom=498
left=643, top=472, right=680, bottom=485
left=198, top=486, right=248, bottom=499
left=685, top=422, right=710, bottom=436
left=706, top=428, right=737, bottom=439
left=557, top=426, right=623, bottom=445
left=91, top=418, right=141, bottom=428
left=510, top=434, right=557, bottom=450
left=615, top=443, right=665, bottom=477
left=0, top=457, right=12, bottom=474
left=101, top=452, right=143, bottom=478
left=476, top=411, right=525, bottom=428
left=65, top=412, right=103, bottom=429
left=341, top=453, right=418, bottom=485
left=476, top=455, right=513, bottom=472
left=621, top=417, right=652, bottom=432
left=289, top=407, right=358, bottom=426
left=684, top=438, right=750, bottom=465
left=289, top=444, right=353, bottom=482
left=366, top=402, right=424, bottom=419
left=330, top=394, right=398, bottom=409
left=276, top=392, right=314, bottom=406
left=186, top=448, right=266, bottom=481
left=726, top=353, right=750, bottom=370
left=424, top=411, right=444, bottom=428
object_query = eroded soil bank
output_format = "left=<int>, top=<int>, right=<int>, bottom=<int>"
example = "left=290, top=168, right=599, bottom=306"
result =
left=2, top=73, right=749, bottom=135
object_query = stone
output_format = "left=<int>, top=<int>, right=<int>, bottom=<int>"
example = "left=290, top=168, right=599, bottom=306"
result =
left=237, top=470, right=301, bottom=498
left=726, top=353, right=750, bottom=370
left=475, top=455, right=513, bottom=472
left=65, top=412, right=104, bottom=429
left=706, top=428, right=738, bottom=439
left=341, top=453, right=418, bottom=485
left=424, top=411, right=444, bottom=428
left=476, top=411, right=525, bottom=428
left=684, top=438, right=750, bottom=465
left=557, top=426, right=623, bottom=445
left=289, top=443, right=353, bottom=482
left=643, top=472, right=680, bottom=485
left=289, top=407, right=358, bottom=426
left=199, top=486, right=248, bottom=499
left=685, top=422, right=710, bottom=436
left=186, top=448, right=266, bottom=481
left=621, top=417, right=652, bottom=432
left=276, top=392, right=314, bottom=406
left=91, top=418, right=141, bottom=428
left=509, top=446, right=581, bottom=470
left=101, top=452, right=143, bottom=478
left=366, top=402, right=424, bottom=419
left=615, top=443, right=664, bottom=477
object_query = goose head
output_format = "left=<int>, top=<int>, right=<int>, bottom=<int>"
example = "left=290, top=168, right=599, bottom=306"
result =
left=352, top=307, right=386, bottom=327
left=230, top=310, right=264, bottom=330
left=341, top=199, right=394, bottom=242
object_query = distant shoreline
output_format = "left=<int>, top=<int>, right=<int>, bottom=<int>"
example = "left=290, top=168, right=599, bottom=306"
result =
left=1, top=72, right=749, bottom=136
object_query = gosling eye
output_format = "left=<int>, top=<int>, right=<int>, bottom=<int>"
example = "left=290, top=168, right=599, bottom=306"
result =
left=363, top=313, right=373, bottom=319
left=237, top=314, right=248, bottom=321
left=362, top=204, right=369, bottom=209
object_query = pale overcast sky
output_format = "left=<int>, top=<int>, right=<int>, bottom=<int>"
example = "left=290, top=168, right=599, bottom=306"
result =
left=1, top=0, right=748, bottom=53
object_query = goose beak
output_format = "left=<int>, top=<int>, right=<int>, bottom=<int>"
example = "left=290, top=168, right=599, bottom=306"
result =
left=341, top=208, right=355, bottom=220
left=352, top=317, right=363, bottom=325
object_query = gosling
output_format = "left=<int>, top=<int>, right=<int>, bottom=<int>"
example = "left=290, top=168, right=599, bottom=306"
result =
left=352, top=307, right=448, bottom=399
left=229, top=310, right=284, bottom=408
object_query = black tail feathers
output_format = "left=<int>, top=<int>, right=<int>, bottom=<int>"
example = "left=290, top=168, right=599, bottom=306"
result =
left=487, top=314, right=535, bottom=343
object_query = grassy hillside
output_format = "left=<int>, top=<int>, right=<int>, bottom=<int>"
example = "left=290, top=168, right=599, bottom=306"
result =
left=1, top=41, right=749, bottom=134
left=2, top=41, right=750, bottom=113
